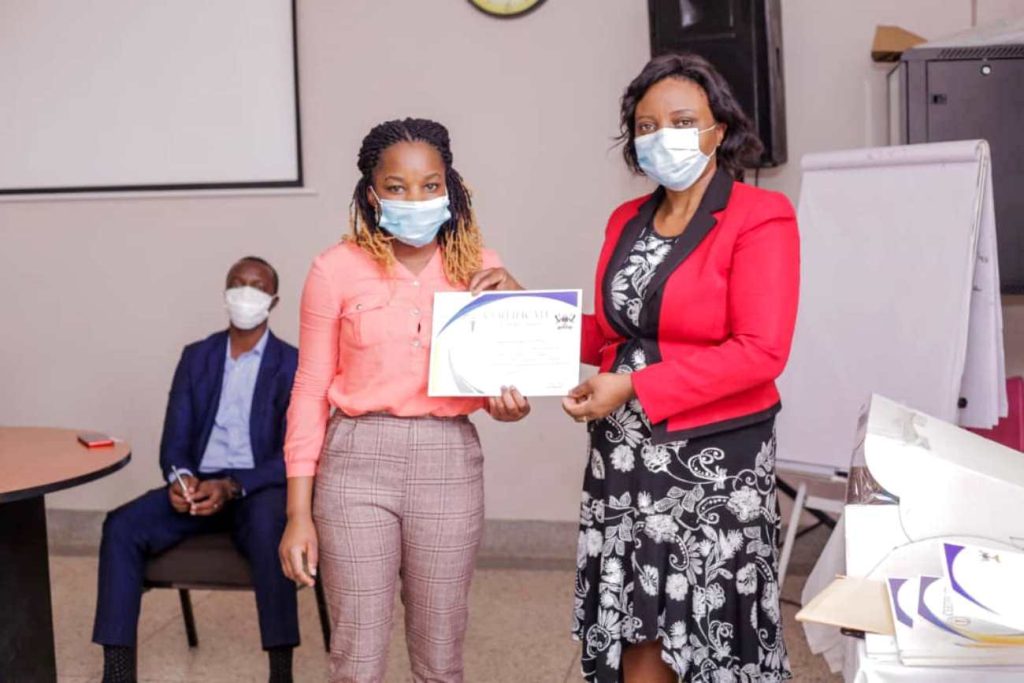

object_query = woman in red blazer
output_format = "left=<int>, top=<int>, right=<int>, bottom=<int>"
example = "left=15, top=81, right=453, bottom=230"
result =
left=563, top=54, right=799, bottom=683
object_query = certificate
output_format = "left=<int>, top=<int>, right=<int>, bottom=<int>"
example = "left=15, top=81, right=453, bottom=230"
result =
left=428, top=289, right=582, bottom=397
left=943, top=542, right=1024, bottom=633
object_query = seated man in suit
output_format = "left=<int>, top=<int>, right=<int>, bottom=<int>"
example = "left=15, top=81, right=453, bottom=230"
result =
left=92, top=256, right=299, bottom=683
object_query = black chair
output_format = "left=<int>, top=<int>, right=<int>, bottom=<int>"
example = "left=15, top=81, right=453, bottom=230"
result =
left=142, top=532, right=331, bottom=651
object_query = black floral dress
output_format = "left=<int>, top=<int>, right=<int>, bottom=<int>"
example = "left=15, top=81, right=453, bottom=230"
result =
left=571, top=226, right=792, bottom=683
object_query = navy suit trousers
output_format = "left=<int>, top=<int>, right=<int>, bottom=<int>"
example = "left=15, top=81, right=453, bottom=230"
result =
left=91, top=483, right=298, bottom=649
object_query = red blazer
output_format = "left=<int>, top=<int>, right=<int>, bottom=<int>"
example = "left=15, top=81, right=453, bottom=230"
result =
left=582, top=168, right=800, bottom=443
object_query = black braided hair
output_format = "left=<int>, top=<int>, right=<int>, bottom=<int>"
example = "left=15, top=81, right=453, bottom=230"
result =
left=347, top=118, right=483, bottom=284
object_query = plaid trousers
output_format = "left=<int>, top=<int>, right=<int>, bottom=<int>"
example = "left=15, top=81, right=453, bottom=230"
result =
left=313, top=413, right=485, bottom=683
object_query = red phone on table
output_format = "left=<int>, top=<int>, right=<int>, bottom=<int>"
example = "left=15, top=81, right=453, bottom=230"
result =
left=77, top=431, right=114, bottom=448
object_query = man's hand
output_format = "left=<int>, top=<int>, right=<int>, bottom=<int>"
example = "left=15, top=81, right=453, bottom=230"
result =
left=485, top=386, right=531, bottom=422
left=468, top=268, right=524, bottom=296
left=562, top=373, right=636, bottom=423
left=189, top=478, right=236, bottom=516
left=168, top=474, right=197, bottom=514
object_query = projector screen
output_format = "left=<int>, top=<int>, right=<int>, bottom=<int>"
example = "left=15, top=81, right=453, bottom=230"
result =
left=0, top=0, right=301, bottom=194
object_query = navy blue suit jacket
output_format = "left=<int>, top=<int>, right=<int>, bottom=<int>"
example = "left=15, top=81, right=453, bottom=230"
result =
left=158, top=330, right=298, bottom=495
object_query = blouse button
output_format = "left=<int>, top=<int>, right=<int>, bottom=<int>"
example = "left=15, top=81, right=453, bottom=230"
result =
left=412, top=280, right=421, bottom=287
left=411, top=339, right=422, bottom=348
left=411, top=308, right=421, bottom=317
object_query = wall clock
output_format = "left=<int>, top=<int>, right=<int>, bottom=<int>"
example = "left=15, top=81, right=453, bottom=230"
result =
left=468, top=0, right=547, bottom=19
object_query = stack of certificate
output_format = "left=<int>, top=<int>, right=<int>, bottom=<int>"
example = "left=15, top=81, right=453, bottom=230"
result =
left=885, top=543, right=1024, bottom=666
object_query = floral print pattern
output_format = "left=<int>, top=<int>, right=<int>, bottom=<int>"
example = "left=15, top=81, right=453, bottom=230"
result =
left=572, top=228, right=791, bottom=682
left=609, top=229, right=677, bottom=326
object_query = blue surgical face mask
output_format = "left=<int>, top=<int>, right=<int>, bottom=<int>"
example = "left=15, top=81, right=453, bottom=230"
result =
left=371, top=187, right=451, bottom=248
left=634, top=125, right=717, bottom=191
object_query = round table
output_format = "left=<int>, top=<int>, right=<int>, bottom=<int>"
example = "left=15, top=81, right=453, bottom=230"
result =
left=0, top=427, right=131, bottom=682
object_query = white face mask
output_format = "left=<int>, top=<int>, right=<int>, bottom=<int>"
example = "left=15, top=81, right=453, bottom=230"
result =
left=634, top=125, right=717, bottom=191
left=224, top=286, right=274, bottom=330
left=371, top=187, right=452, bottom=248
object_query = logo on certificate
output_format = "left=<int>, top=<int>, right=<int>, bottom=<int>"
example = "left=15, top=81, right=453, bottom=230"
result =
left=555, top=313, right=576, bottom=330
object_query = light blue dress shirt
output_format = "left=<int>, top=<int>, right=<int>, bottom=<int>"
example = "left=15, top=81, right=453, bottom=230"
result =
left=198, top=330, right=268, bottom=473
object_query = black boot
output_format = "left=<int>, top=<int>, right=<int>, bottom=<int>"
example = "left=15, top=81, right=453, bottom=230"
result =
left=268, top=646, right=294, bottom=683
left=102, top=645, right=136, bottom=683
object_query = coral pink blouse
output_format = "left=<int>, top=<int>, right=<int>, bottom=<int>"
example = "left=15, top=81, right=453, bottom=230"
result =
left=284, top=241, right=501, bottom=477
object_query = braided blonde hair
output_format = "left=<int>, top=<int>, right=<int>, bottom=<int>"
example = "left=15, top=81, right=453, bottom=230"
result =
left=346, top=118, right=483, bottom=285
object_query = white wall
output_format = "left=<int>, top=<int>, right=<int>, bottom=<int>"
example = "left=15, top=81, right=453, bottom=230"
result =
left=758, top=0, right=964, bottom=197
left=0, top=0, right=649, bottom=519
left=2, top=0, right=1022, bottom=520
left=758, top=0, right=1024, bottom=197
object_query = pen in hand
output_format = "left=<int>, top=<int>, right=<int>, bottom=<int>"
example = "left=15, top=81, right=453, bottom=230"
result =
left=171, top=465, right=194, bottom=505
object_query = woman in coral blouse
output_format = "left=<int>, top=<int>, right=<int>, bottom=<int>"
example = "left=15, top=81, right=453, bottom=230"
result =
left=561, top=54, right=800, bottom=683
left=278, top=118, right=529, bottom=683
